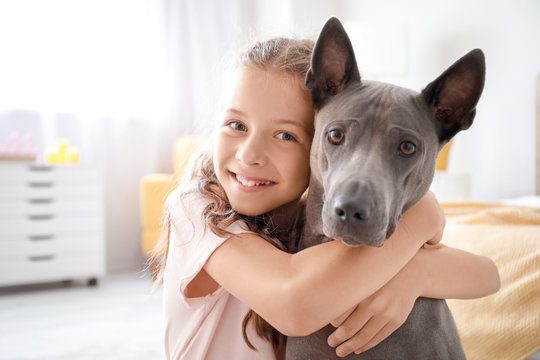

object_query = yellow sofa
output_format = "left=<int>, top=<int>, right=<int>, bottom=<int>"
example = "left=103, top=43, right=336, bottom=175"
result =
left=139, top=135, right=202, bottom=257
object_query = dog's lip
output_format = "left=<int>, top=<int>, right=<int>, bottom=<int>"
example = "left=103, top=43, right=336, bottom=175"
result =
left=228, top=170, right=277, bottom=183
left=338, top=236, right=384, bottom=248
left=338, top=238, right=363, bottom=248
left=324, top=224, right=386, bottom=248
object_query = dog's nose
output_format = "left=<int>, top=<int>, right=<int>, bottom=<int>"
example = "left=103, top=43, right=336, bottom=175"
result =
left=333, top=195, right=372, bottom=222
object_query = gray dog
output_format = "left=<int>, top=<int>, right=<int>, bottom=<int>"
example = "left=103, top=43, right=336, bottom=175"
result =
left=284, top=17, right=485, bottom=359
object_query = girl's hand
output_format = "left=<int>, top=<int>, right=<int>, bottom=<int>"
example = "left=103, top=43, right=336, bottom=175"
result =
left=326, top=263, right=422, bottom=357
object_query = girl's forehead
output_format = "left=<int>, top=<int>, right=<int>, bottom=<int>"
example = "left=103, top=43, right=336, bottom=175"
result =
left=236, top=66, right=297, bottom=88
left=233, top=67, right=312, bottom=108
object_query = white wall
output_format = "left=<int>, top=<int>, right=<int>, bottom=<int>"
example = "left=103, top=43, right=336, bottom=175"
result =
left=244, top=0, right=540, bottom=201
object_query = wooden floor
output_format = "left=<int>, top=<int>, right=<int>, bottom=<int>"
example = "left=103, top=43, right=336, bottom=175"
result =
left=0, top=271, right=164, bottom=360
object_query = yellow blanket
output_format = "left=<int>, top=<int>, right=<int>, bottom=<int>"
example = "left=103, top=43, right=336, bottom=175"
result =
left=441, top=202, right=540, bottom=360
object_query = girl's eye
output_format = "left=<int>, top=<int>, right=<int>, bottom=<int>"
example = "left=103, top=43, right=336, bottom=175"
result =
left=277, top=132, right=297, bottom=142
left=397, top=141, right=416, bottom=157
left=227, top=120, right=246, bottom=132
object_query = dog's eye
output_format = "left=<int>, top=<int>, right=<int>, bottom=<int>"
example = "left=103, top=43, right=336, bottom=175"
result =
left=327, top=129, right=344, bottom=145
left=398, top=141, right=416, bottom=157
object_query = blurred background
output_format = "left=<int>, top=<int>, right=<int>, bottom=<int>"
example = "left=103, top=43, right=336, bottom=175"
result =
left=0, top=0, right=539, bottom=359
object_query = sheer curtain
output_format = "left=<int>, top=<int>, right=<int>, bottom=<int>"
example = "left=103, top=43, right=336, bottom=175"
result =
left=0, top=0, right=242, bottom=272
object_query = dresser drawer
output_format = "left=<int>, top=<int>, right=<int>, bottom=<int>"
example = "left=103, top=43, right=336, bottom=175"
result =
left=0, top=198, right=102, bottom=217
left=0, top=252, right=105, bottom=287
left=0, top=164, right=102, bottom=201
left=0, top=232, right=104, bottom=259
left=0, top=183, right=101, bottom=201
left=0, top=164, right=100, bottom=184
left=0, top=215, right=103, bottom=237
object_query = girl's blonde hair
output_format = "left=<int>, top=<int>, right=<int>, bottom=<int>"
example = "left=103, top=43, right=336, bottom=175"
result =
left=146, top=36, right=314, bottom=359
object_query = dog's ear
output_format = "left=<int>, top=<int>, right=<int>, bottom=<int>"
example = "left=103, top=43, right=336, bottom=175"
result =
left=421, top=49, right=485, bottom=143
left=306, top=17, right=361, bottom=109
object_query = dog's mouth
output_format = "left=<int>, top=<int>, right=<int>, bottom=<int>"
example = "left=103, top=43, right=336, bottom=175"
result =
left=325, top=225, right=388, bottom=248
left=337, top=234, right=386, bottom=248
left=320, top=186, right=404, bottom=247
left=385, top=220, right=397, bottom=240
left=338, top=238, right=364, bottom=248
left=322, top=209, right=396, bottom=247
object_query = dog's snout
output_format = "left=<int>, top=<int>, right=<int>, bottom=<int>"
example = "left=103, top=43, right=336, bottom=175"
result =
left=333, top=195, right=372, bottom=222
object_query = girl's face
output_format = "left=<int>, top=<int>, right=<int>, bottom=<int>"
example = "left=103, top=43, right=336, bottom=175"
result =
left=213, top=67, right=315, bottom=216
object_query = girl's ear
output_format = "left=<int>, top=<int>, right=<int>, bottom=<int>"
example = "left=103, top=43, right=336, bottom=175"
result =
left=421, top=49, right=486, bottom=143
left=305, top=17, right=362, bottom=109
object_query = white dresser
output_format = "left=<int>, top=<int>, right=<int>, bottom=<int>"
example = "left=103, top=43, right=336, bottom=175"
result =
left=0, top=163, right=105, bottom=287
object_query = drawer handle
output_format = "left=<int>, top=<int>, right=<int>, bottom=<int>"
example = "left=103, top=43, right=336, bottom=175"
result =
left=28, top=214, right=55, bottom=221
left=27, top=198, right=55, bottom=204
left=28, top=234, right=55, bottom=241
left=28, top=165, right=53, bottom=172
left=27, top=255, right=55, bottom=262
left=27, top=181, right=54, bottom=188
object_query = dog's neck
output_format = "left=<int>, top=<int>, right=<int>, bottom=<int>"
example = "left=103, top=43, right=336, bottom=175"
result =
left=265, top=176, right=325, bottom=252
left=264, top=195, right=305, bottom=251
left=268, top=198, right=303, bottom=232
left=266, top=177, right=327, bottom=252
left=299, top=175, right=326, bottom=249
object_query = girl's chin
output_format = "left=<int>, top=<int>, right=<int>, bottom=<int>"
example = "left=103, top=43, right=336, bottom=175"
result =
left=229, top=200, right=270, bottom=217
left=225, top=187, right=273, bottom=215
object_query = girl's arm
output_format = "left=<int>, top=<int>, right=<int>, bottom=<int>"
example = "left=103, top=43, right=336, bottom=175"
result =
left=407, top=244, right=501, bottom=299
left=204, top=192, right=443, bottom=337
left=325, top=245, right=501, bottom=357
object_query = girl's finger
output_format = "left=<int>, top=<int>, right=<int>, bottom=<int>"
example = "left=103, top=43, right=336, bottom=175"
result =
left=327, top=306, right=372, bottom=347
left=354, top=322, right=401, bottom=354
left=334, top=316, right=388, bottom=357
left=330, top=306, right=356, bottom=327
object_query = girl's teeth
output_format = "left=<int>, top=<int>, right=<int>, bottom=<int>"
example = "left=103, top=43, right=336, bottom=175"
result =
left=235, top=174, right=272, bottom=187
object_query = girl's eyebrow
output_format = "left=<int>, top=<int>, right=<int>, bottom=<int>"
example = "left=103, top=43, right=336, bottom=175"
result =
left=273, top=118, right=307, bottom=131
left=227, top=108, right=246, bottom=117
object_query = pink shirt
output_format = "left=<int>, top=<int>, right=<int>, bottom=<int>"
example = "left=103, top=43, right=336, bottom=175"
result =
left=162, top=188, right=276, bottom=360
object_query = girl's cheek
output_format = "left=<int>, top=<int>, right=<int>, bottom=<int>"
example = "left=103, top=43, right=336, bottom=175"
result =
left=290, top=155, right=311, bottom=181
left=213, top=137, right=228, bottom=168
left=215, top=133, right=229, bottom=152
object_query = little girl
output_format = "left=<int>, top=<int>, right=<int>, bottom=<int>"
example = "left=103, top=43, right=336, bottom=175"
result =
left=148, top=37, right=500, bottom=360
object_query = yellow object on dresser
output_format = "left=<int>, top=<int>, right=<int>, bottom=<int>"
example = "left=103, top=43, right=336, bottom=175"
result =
left=45, top=138, right=80, bottom=165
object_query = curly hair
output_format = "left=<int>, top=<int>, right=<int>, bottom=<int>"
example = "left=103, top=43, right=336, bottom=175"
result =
left=146, top=36, right=314, bottom=359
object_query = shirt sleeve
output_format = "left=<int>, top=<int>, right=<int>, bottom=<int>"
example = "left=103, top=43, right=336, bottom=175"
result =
left=164, top=189, right=255, bottom=309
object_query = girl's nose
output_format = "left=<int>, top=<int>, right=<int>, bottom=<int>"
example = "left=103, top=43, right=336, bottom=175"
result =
left=235, top=136, right=267, bottom=166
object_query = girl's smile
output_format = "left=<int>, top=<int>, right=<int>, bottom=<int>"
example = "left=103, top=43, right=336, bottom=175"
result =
left=229, top=170, right=277, bottom=191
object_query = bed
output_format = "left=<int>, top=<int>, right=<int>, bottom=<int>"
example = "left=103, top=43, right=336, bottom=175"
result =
left=441, top=200, right=540, bottom=360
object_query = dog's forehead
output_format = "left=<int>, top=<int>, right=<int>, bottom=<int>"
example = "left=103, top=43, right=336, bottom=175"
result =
left=318, top=80, right=431, bottom=133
